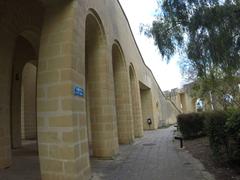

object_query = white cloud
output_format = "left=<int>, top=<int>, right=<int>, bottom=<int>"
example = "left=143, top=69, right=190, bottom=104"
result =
left=119, top=0, right=183, bottom=91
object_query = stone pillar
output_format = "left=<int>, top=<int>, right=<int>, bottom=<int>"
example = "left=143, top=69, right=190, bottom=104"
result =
left=129, top=67, right=143, bottom=137
left=37, top=2, right=90, bottom=179
left=152, top=97, right=160, bottom=129
left=141, top=89, right=155, bottom=130
left=134, top=83, right=144, bottom=137
left=114, top=71, right=135, bottom=144
left=0, top=29, right=15, bottom=168
left=85, top=10, right=119, bottom=158
left=112, top=44, right=134, bottom=144
left=11, top=65, right=22, bottom=148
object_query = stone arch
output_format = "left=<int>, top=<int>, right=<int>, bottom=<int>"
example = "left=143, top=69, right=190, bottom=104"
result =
left=11, top=35, right=38, bottom=148
left=21, top=62, right=37, bottom=141
left=139, top=82, right=155, bottom=130
left=129, top=64, right=144, bottom=137
left=0, top=0, right=43, bottom=170
left=85, top=9, right=119, bottom=158
left=19, top=29, right=41, bottom=53
left=86, top=8, right=106, bottom=41
left=112, top=41, right=134, bottom=144
left=0, top=0, right=43, bottom=35
left=5, top=32, right=41, bottom=176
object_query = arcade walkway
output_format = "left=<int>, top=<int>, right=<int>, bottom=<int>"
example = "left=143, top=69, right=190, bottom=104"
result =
left=0, top=141, right=40, bottom=180
left=91, top=127, right=215, bottom=180
left=0, top=127, right=214, bottom=180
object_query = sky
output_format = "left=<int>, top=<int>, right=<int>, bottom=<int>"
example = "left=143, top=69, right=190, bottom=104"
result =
left=118, top=0, right=184, bottom=91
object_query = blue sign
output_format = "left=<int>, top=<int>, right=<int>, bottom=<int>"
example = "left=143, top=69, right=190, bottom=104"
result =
left=73, top=86, right=84, bottom=97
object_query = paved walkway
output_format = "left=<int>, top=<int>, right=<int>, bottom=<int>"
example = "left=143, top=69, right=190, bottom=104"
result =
left=0, top=141, right=41, bottom=180
left=91, top=126, right=215, bottom=180
left=0, top=127, right=215, bottom=180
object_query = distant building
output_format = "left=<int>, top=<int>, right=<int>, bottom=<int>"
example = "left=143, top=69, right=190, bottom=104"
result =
left=164, top=83, right=198, bottom=113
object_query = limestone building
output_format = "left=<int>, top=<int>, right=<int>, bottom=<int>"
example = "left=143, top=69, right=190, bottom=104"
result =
left=0, top=0, right=180, bottom=179
left=165, top=84, right=197, bottom=113
left=165, top=82, right=229, bottom=113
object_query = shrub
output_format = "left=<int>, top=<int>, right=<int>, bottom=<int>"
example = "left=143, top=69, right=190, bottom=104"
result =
left=204, top=109, right=240, bottom=164
left=177, top=113, right=206, bottom=139
left=204, top=111, right=228, bottom=160
left=226, top=109, right=240, bottom=142
left=225, top=109, right=240, bottom=163
left=176, top=110, right=240, bottom=164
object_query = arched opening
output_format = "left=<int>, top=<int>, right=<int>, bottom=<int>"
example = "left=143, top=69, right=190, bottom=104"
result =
left=112, top=43, right=134, bottom=144
left=180, top=93, right=186, bottom=113
left=9, top=35, right=40, bottom=177
left=21, top=63, right=37, bottom=141
left=11, top=36, right=37, bottom=148
left=0, top=0, right=43, bottom=175
left=192, top=98, right=197, bottom=112
left=139, top=82, right=155, bottom=130
left=129, top=65, right=144, bottom=137
left=85, top=10, right=119, bottom=158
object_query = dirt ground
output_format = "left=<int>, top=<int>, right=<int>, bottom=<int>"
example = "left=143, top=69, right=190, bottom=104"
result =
left=184, top=137, right=240, bottom=180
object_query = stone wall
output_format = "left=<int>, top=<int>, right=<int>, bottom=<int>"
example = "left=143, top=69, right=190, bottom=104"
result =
left=0, top=0, right=180, bottom=179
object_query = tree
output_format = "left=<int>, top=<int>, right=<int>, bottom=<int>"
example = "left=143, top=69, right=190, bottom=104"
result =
left=142, top=0, right=240, bottom=109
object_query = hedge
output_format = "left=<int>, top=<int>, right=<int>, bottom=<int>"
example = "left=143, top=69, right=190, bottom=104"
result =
left=176, top=110, right=240, bottom=164
left=204, top=111, right=228, bottom=160
left=204, top=110, right=240, bottom=163
left=225, top=110, right=240, bottom=163
left=177, top=113, right=206, bottom=139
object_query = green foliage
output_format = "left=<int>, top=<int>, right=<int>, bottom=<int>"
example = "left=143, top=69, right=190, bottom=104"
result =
left=226, top=109, right=240, bottom=141
left=225, top=109, right=240, bottom=162
left=205, top=111, right=228, bottom=159
left=143, top=0, right=240, bottom=105
left=191, top=76, right=240, bottom=110
left=204, top=110, right=240, bottom=163
left=177, top=110, right=240, bottom=164
left=177, top=113, right=206, bottom=139
left=145, top=0, right=240, bottom=70
left=186, top=4, right=240, bottom=77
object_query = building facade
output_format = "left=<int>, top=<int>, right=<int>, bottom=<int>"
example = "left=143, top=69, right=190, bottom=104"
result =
left=0, top=0, right=180, bottom=179
left=165, top=83, right=196, bottom=114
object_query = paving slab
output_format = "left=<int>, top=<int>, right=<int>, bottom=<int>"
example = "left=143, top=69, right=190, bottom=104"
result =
left=0, top=127, right=215, bottom=180
left=0, top=142, right=41, bottom=180
left=91, top=126, right=215, bottom=180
